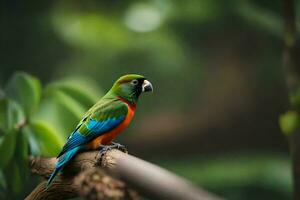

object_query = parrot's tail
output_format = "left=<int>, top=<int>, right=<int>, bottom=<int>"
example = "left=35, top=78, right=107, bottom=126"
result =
left=46, top=147, right=81, bottom=189
left=46, top=167, right=60, bottom=189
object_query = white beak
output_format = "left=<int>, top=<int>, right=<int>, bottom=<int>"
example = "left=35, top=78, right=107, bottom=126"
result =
left=142, top=80, right=153, bottom=92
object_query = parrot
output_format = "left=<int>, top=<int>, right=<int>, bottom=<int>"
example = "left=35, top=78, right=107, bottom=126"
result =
left=46, top=74, right=153, bottom=188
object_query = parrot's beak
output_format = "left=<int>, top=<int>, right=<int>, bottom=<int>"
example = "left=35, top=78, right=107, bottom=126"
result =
left=142, top=80, right=153, bottom=92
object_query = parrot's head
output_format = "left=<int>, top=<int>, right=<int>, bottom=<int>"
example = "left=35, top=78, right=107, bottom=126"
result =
left=110, top=74, right=153, bottom=104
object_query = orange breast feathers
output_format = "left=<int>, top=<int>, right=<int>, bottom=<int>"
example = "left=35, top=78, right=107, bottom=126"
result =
left=87, top=103, right=136, bottom=149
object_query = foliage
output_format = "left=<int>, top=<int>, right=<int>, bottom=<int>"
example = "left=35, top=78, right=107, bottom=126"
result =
left=0, top=72, right=102, bottom=198
left=279, top=111, right=299, bottom=135
left=279, top=88, right=300, bottom=136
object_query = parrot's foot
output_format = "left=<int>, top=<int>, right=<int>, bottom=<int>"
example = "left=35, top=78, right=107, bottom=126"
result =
left=99, top=144, right=113, bottom=155
left=99, top=143, right=127, bottom=154
left=111, top=142, right=128, bottom=153
left=97, top=143, right=127, bottom=164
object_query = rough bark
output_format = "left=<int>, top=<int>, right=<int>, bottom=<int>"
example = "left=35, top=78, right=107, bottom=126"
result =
left=25, top=149, right=222, bottom=200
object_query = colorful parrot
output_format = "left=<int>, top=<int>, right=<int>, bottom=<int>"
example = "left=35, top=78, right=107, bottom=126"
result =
left=46, top=74, right=153, bottom=188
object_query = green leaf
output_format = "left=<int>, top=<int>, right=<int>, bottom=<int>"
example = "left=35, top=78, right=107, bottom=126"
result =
left=5, top=160, right=22, bottom=195
left=0, top=99, right=9, bottom=131
left=45, top=77, right=102, bottom=107
left=12, top=164, right=22, bottom=195
left=290, top=89, right=300, bottom=109
left=7, top=100, right=25, bottom=131
left=0, top=99, right=23, bottom=132
left=0, top=100, right=24, bottom=169
left=28, top=120, right=64, bottom=156
left=48, top=90, right=86, bottom=119
left=279, top=111, right=299, bottom=135
left=35, top=90, right=86, bottom=137
left=0, top=170, right=7, bottom=190
left=15, top=130, right=29, bottom=180
left=1, top=130, right=30, bottom=196
left=0, top=131, right=16, bottom=169
left=5, top=72, right=42, bottom=117
left=24, top=126, right=40, bottom=156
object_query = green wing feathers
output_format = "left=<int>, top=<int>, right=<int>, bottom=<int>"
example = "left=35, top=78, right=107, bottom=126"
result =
left=57, top=99, right=128, bottom=157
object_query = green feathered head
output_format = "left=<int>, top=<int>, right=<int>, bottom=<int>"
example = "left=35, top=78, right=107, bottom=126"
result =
left=107, top=74, right=153, bottom=104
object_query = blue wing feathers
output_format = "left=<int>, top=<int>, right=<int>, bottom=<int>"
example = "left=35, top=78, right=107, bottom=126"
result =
left=57, top=147, right=82, bottom=168
left=57, top=131, right=87, bottom=158
left=86, top=117, right=125, bottom=133
left=58, top=116, right=125, bottom=157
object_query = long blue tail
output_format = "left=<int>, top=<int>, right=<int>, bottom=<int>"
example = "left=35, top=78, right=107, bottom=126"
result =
left=46, top=147, right=81, bottom=189
left=46, top=167, right=61, bottom=189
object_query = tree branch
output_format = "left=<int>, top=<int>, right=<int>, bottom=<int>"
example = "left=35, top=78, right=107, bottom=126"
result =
left=26, top=150, right=222, bottom=200
left=25, top=180, right=78, bottom=200
left=283, top=0, right=298, bottom=92
left=282, top=0, right=300, bottom=199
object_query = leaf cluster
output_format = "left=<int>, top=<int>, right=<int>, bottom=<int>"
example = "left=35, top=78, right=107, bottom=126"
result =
left=0, top=72, right=102, bottom=198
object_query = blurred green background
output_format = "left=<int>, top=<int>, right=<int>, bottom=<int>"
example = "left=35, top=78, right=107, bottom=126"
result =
left=1, top=0, right=298, bottom=199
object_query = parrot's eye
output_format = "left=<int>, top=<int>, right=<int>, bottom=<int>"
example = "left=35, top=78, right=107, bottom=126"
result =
left=131, top=79, right=138, bottom=85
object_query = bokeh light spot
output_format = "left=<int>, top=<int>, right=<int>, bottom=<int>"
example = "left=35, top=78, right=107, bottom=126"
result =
left=125, top=3, right=163, bottom=32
